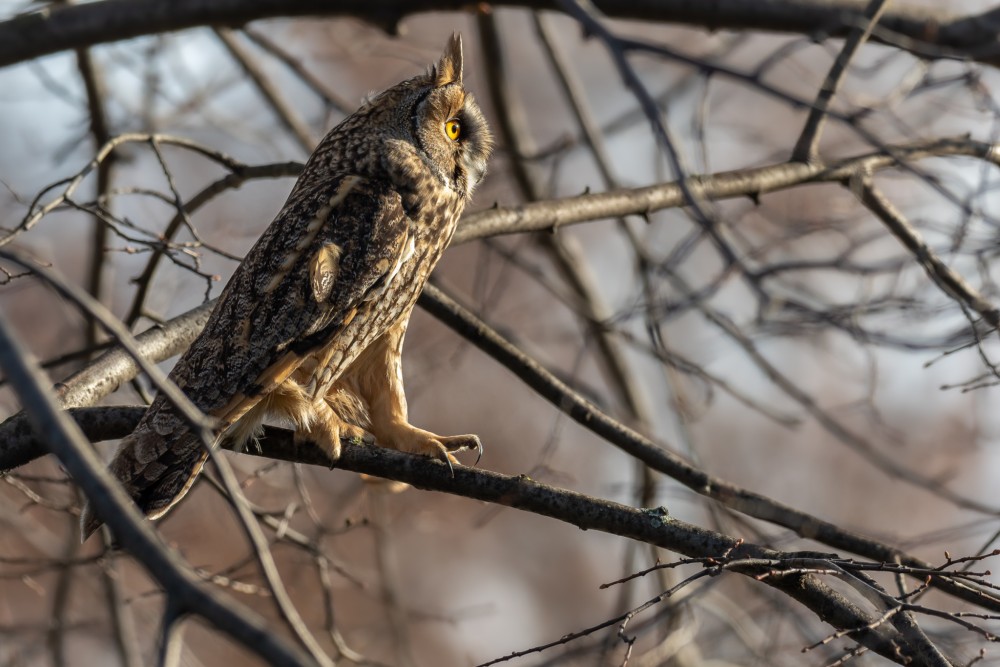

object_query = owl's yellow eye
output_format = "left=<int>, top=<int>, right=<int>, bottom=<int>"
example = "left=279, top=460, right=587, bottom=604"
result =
left=445, top=119, right=461, bottom=141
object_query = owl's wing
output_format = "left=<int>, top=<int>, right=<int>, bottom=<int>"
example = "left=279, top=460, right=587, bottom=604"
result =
left=182, top=173, right=411, bottom=422
left=81, top=174, right=410, bottom=537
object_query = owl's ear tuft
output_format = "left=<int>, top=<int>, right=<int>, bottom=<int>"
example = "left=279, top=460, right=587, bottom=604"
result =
left=434, top=33, right=463, bottom=87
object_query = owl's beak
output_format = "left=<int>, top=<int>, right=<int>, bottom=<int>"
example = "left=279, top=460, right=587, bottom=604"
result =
left=465, top=154, right=488, bottom=192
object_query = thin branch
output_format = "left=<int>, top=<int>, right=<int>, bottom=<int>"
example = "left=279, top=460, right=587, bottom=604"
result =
left=73, top=45, right=115, bottom=352
left=242, top=27, right=354, bottom=116
left=214, top=27, right=316, bottom=153
left=4, top=133, right=245, bottom=247
left=123, top=160, right=303, bottom=327
left=661, top=266, right=1000, bottom=515
left=854, top=175, right=1000, bottom=329
left=0, top=310, right=316, bottom=667
left=416, top=284, right=1000, bottom=614
left=476, top=572, right=709, bottom=667
left=529, top=11, right=657, bottom=431
left=791, top=0, right=890, bottom=163
left=455, top=137, right=1000, bottom=245
left=101, top=551, right=143, bottom=667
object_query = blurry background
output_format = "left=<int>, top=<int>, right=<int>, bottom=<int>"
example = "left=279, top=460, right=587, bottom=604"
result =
left=2, top=1, right=1000, bottom=665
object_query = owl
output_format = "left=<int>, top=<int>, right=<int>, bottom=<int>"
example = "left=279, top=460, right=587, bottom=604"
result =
left=81, top=34, right=493, bottom=539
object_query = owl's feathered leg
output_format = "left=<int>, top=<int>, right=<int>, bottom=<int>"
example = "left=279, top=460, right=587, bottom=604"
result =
left=347, top=315, right=482, bottom=469
left=257, top=380, right=370, bottom=460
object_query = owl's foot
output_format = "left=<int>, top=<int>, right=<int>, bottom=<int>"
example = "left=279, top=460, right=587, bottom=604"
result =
left=375, top=423, right=483, bottom=474
left=294, top=415, right=371, bottom=464
left=438, top=434, right=483, bottom=465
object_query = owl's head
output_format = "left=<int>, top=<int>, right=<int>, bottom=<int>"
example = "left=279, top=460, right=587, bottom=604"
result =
left=365, top=34, right=493, bottom=201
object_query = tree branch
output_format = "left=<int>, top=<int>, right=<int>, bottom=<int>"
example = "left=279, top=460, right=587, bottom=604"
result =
left=853, top=175, right=1000, bottom=328
left=55, top=302, right=215, bottom=411
left=0, top=403, right=953, bottom=665
left=1, top=1, right=997, bottom=71
left=0, top=249, right=334, bottom=665
left=8, top=285, right=1000, bottom=624
left=791, top=0, right=888, bottom=163
left=0, top=314, right=316, bottom=667
left=456, top=137, right=1000, bottom=244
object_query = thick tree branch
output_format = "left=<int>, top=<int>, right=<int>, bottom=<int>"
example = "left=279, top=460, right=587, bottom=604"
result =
left=1, top=1, right=997, bottom=71
left=16, top=133, right=991, bottom=424
left=55, top=302, right=215, bottom=411
left=7, top=285, right=1000, bottom=624
left=12, top=131, right=996, bottom=255
left=255, top=436, right=954, bottom=665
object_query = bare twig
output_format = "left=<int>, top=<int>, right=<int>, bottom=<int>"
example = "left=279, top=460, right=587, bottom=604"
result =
left=74, top=45, right=115, bottom=352
left=242, top=27, right=355, bottom=116
left=214, top=27, right=317, bottom=152
left=791, top=0, right=890, bottom=163
left=4, top=133, right=244, bottom=247
left=123, top=160, right=303, bottom=327
left=853, top=175, right=1000, bottom=329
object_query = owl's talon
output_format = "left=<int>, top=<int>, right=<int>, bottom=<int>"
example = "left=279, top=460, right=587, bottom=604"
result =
left=437, top=434, right=483, bottom=465
left=373, top=423, right=478, bottom=477
left=425, top=441, right=459, bottom=476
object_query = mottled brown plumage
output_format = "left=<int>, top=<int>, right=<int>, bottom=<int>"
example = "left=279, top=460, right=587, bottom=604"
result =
left=81, top=35, right=492, bottom=539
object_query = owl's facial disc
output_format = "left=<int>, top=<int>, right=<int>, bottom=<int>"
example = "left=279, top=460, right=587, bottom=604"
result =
left=410, top=82, right=492, bottom=197
left=454, top=94, right=492, bottom=192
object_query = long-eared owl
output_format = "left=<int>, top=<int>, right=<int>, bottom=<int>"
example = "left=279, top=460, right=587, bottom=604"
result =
left=82, top=34, right=493, bottom=538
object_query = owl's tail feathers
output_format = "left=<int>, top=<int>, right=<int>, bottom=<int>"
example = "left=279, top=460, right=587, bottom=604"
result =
left=80, top=425, right=209, bottom=542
